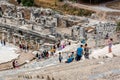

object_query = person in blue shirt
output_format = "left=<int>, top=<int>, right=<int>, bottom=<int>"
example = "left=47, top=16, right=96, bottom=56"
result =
left=65, top=56, right=73, bottom=63
left=71, top=52, right=74, bottom=61
left=76, top=45, right=83, bottom=61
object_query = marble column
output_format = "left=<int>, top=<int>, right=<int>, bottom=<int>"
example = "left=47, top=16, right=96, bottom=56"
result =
left=7, top=32, right=10, bottom=43
left=2, top=32, right=4, bottom=40
left=13, top=36, right=16, bottom=45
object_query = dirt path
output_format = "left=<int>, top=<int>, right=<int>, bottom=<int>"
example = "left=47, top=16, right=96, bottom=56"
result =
left=66, top=1, right=120, bottom=12
left=66, top=1, right=120, bottom=20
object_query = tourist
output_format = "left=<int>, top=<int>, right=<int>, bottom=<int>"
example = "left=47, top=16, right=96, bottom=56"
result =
left=26, top=44, right=29, bottom=51
left=76, top=45, right=83, bottom=61
left=25, top=45, right=28, bottom=52
left=19, top=44, right=22, bottom=49
left=50, top=46, right=56, bottom=56
left=68, top=41, right=71, bottom=45
left=1, top=40, right=6, bottom=46
left=46, top=51, right=49, bottom=58
left=108, top=38, right=113, bottom=53
left=36, top=53, right=39, bottom=58
left=53, top=45, right=56, bottom=49
left=41, top=52, right=45, bottom=59
left=51, top=48, right=55, bottom=56
left=15, top=61, right=19, bottom=68
left=32, top=26, right=34, bottom=30
left=84, top=43, right=90, bottom=59
left=105, top=33, right=109, bottom=39
left=1, top=40, right=3, bottom=46
left=71, top=52, right=74, bottom=60
left=62, top=44, right=65, bottom=49
left=59, top=52, right=63, bottom=63
left=57, top=40, right=60, bottom=48
left=36, top=53, right=41, bottom=61
left=12, top=60, right=16, bottom=68
left=22, top=44, right=24, bottom=50
left=12, top=60, right=19, bottom=69
left=81, top=39, right=86, bottom=44
left=43, top=19, right=46, bottom=24
left=38, top=54, right=41, bottom=60
left=3, top=40, right=6, bottom=46
left=43, top=50, right=48, bottom=59
left=22, top=44, right=26, bottom=52
left=65, top=56, right=73, bottom=63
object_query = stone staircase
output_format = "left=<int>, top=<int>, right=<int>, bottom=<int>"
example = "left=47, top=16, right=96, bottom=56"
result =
left=7, top=74, right=55, bottom=80
left=0, top=56, right=120, bottom=80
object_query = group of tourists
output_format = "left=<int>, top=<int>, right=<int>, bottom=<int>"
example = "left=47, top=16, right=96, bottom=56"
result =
left=59, top=52, right=74, bottom=63
left=58, top=37, right=114, bottom=63
left=58, top=43, right=91, bottom=63
left=35, top=40, right=71, bottom=61
left=12, top=38, right=113, bottom=69
left=56, top=40, right=71, bottom=51
left=19, top=44, right=29, bottom=52
left=36, top=50, right=49, bottom=60
left=76, top=43, right=90, bottom=61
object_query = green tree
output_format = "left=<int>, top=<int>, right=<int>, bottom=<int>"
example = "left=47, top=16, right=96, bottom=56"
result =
left=21, top=0, right=34, bottom=6
left=58, top=0, right=64, bottom=2
left=116, top=22, right=120, bottom=32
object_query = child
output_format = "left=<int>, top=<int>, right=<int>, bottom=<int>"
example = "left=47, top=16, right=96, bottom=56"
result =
left=108, top=38, right=113, bottom=53
left=59, top=52, right=63, bottom=63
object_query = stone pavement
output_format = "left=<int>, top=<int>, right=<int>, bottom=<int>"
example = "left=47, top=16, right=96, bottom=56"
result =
left=0, top=56, right=119, bottom=80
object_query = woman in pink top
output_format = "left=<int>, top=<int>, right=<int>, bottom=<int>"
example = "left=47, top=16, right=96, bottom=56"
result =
left=108, top=38, right=113, bottom=53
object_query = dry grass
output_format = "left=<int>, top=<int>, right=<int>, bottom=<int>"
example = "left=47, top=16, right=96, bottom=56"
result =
left=8, top=0, right=94, bottom=16
left=34, top=0, right=94, bottom=16
left=34, top=0, right=58, bottom=7
left=36, top=0, right=57, bottom=4
left=9, top=0, right=18, bottom=5
left=106, top=1, right=120, bottom=10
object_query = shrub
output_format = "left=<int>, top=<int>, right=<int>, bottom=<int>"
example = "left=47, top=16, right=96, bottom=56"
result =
left=116, top=22, right=120, bottom=32
left=58, top=0, right=64, bottom=2
left=21, top=0, right=34, bottom=6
